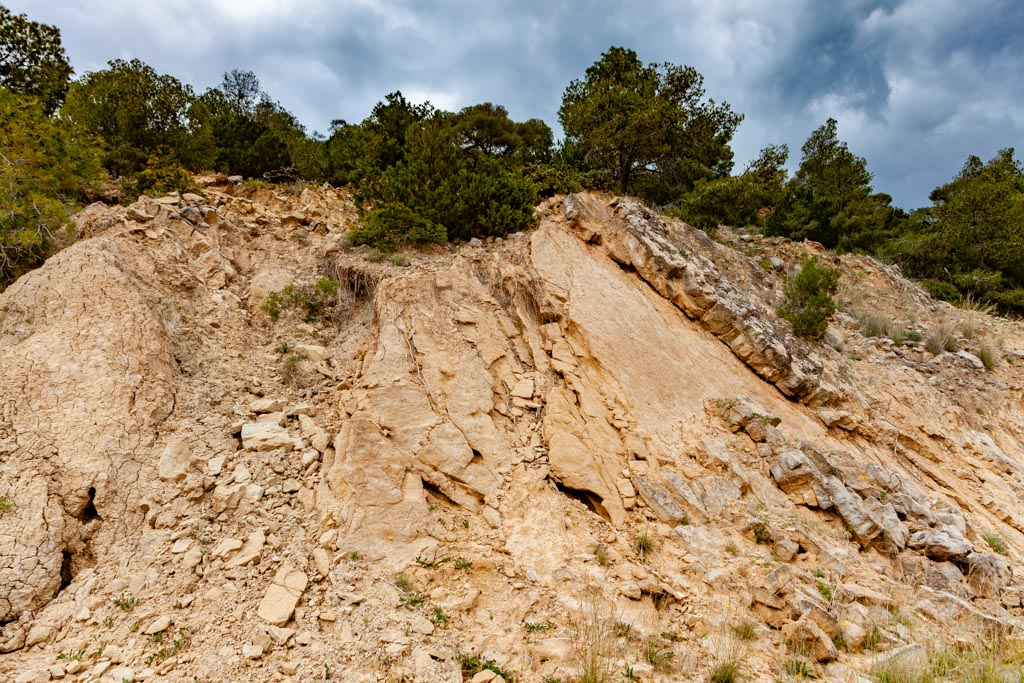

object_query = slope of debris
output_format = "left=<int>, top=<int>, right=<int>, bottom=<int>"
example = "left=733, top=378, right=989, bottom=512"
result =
left=1, top=182, right=1023, bottom=682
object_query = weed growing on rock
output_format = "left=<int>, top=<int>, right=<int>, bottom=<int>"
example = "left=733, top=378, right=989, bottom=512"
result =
left=709, top=660, right=739, bottom=683
left=113, top=596, right=139, bottom=611
left=454, top=558, right=473, bottom=570
left=731, top=621, right=756, bottom=641
left=457, top=653, right=514, bottom=682
left=925, top=323, right=958, bottom=354
left=399, top=591, right=425, bottom=609
left=0, top=496, right=11, bottom=515
left=635, top=533, right=655, bottom=559
left=984, top=531, right=1008, bottom=555
left=643, top=638, right=674, bottom=671
left=431, top=607, right=450, bottom=626
left=525, top=621, right=553, bottom=633
left=979, top=342, right=998, bottom=370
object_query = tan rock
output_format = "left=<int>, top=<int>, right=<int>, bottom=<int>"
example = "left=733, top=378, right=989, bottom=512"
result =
left=224, top=529, right=266, bottom=568
left=257, top=565, right=308, bottom=626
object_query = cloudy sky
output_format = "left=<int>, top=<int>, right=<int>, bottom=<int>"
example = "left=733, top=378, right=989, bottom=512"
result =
left=9, top=0, right=1024, bottom=209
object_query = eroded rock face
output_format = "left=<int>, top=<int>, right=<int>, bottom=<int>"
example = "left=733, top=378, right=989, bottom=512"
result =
left=0, top=239, right=177, bottom=624
left=561, top=193, right=834, bottom=402
left=2, top=188, right=1024, bottom=679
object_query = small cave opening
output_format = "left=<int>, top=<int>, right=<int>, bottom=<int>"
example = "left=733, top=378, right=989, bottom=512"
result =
left=420, top=479, right=460, bottom=509
left=80, top=487, right=100, bottom=523
left=554, top=482, right=611, bottom=523
left=469, top=448, right=484, bottom=465
left=58, top=550, right=74, bottom=591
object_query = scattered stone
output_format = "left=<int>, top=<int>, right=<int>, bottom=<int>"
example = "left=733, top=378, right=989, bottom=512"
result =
left=158, top=437, right=191, bottom=481
left=410, top=616, right=434, bottom=634
left=242, top=643, right=264, bottom=659
left=251, top=397, right=287, bottom=413
left=241, top=422, right=296, bottom=452
left=257, top=564, right=308, bottom=626
left=782, top=618, right=838, bottom=662
left=224, top=528, right=266, bottom=568
left=143, top=615, right=171, bottom=635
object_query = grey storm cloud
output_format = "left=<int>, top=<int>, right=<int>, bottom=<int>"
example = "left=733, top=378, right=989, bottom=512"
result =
left=9, top=0, right=1024, bottom=209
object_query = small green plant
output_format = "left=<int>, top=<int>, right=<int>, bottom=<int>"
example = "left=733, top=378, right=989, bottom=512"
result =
left=621, top=664, right=640, bottom=682
left=0, top=496, right=11, bottom=515
left=129, top=619, right=141, bottom=632
left=261, top=278, right=341, bottom=323
left=280, top=352, right=309, bottom=386
left=983, top=531, right=1008, bottom=555
left=925, top=323, right=958, bottom=355
left=815, top=580, right=834, bottom=602
left=660, top=631, right=682, bottom=642
left=393, top=574, right=413, bottom=591
left=978, top=342, right=998, bottom=370
left=709, top=660, right=739, bottom=683
left=57, top=649, right=86, bottom=661
left=525, top=621, right=554, bottom=633
left=594, top=544, right=609, bottom=566
left=635, top=532, right=655, bottom=559
left=752, top=523, right=772, bottom=545
left=148, top=631, right=164, bottom=644
left=454, top=558, right=473, bottom=570
left=864, top=625, right=883, bottom=650
left=389, top=253, right=409, bottom=266
left=812, top=568, right=825, bottom=578
left=778, top=256, right=841, bottom=340
left=113, top=595, right=139, bottom=612
left=431, top=607, right=450, bottom=626
left=457, top=653, right=514, bottom=682
left=614, top=622, right=632, bottom=638
left=273, top=341, right=290, bottom=354
left=725, top=542, right=739, bottom=555
left=145, top=626, right=192, bottom=667
left=784, top=658, right=813, bottom=678
left=731, top=621, right=756, bottom=641
left=414, top=555, right=449, bottom=569
left=103, top=617, right=115, bottom=629
left=643, top=638, right=674, bottom=671
left=399, top=591, right=426, bottom=609
left=348, top=550, right=359, bottom=561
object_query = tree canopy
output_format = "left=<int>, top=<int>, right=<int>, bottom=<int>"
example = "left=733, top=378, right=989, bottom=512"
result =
left=61, top=59, right=209, bottom=176
left=559, top=46, right=742, bottom=204
left=0, top=86, right=103, bottom=289
left=765, top=118, right=901, bottom=251
left=0, top=5, right=72, bottom=114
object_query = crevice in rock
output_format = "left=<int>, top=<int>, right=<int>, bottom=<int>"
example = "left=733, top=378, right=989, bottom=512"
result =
left=554, top=481, right=611, bottom=523
left=421, top=479, right=461, bottom=509
left=80, top=487, right=100, bottom=523
left=58, top=550, right=74, bottom=592
left=469, top=448, right=484, bottom=465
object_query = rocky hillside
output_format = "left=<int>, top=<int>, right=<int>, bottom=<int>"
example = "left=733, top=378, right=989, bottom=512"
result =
left=2, top=182, right=1024, bottom=682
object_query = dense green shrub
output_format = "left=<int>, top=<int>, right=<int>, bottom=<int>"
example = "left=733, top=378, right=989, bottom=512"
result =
left=0, top=86, right=104, bottom=290
left=129, top=156, right=194, bottom=200
left=350, top=203, right=445, bottom=252
left=778, top=256, right=841, bottom=340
